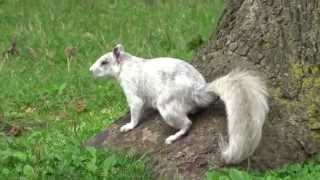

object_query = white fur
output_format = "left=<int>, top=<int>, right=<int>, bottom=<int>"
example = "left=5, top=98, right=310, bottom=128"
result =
left=206, top=69, right=269, bottom=163
left=89, top=44, right=269, bottom=164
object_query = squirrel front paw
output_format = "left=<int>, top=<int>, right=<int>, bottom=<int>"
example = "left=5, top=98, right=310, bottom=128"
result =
left=120, top=123, right=134, bottom=132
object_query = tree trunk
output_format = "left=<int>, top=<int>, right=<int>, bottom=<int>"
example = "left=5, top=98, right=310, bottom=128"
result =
left=193, top=0, right=320, bottom=166
left=87, top=0, right=320, bottom=179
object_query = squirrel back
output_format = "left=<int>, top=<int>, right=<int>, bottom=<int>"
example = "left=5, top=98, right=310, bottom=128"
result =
left=117, top=56, right=214, bottom=110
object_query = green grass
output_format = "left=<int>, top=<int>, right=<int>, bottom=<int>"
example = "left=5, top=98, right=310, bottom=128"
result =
left=206, top=154, right=320, bottom=180
left=0, top=0, right=319, bottom=179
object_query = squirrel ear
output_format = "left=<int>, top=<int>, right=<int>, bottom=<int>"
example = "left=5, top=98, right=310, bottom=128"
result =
left=113, top=44, right=124, bottom=63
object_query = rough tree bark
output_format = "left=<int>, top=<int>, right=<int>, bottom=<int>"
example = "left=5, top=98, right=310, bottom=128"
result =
left=87, top=0, right=320, bottom=179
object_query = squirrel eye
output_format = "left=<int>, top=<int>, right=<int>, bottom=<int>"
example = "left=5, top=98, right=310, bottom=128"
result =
left=101, top=60, right=108, bottom=65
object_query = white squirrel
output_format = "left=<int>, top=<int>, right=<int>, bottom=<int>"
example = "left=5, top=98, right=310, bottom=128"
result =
left=89, top=44, right=269, bottom=164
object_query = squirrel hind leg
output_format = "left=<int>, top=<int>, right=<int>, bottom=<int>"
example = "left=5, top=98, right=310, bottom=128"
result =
left=157, top=101, right=192, bottom=144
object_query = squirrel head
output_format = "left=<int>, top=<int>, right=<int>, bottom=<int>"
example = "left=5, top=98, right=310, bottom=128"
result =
left=89, top=44, right=125, bottom=78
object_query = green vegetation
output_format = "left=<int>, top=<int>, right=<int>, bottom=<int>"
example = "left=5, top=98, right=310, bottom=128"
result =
left=0, top=0, right=318, bottom=179
left=206, top=154, right=320, bottom=180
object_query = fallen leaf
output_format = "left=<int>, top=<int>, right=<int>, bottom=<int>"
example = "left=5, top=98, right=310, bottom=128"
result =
left=3, top=37, right=19, bottom=56
left=74, top=99, right=86, bottom=113
left=64, top=47, right=76, bottom=59
left=8, top=125, right=23, bottom=137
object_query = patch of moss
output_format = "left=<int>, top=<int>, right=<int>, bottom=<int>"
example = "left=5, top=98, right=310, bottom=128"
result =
left=310, top=65, right=320, bottom=74
left=291, top=64, right=304, bottom=80
left=289, top=64, right=320, bottom=142
left=302, top=77, right=314, bottom=89
left=307, top=104, right=319, bottom=126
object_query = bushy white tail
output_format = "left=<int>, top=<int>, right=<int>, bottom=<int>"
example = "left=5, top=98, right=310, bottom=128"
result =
left=206, top=69, right=269, bottom=164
